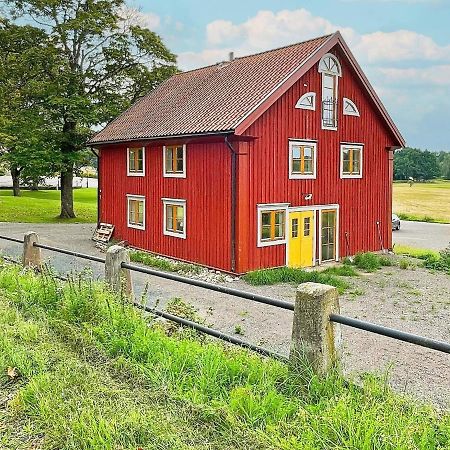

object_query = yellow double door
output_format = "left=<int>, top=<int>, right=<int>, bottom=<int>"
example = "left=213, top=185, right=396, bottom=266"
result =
left=288, top=210, right=315, bottom=268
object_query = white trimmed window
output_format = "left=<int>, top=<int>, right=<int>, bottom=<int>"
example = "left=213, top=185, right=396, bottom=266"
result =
left=340, top=144, right=363, bottom=178
left=295, top=92, right=316, bottom=110
left=162, top=198, right=186, bottom=238
left=319, top=53, right=342, bottom=130
left=289, top=140, right=317, bottom=179
left=163, top=144, right=186, bottom=178
left=257, top=204, right=289, bottom=247
left=127, top=147, right=145, bottom=176
left=127, top=195, right=145, bottom=230
left=343, top=98, right=360, bottom=117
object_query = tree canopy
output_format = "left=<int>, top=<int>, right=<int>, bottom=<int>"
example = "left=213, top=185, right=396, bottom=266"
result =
left=2, top=0, right=177, bottom=215
left=394, top=147, right=443, bottom=181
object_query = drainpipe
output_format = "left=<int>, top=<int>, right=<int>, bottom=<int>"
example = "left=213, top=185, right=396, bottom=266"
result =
left=90, top=148, right=100, bottom=226
left=224, top=136, right=237, bottom=273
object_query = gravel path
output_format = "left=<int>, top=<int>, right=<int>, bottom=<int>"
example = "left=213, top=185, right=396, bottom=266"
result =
left=0, top=222, right=449, bottom=408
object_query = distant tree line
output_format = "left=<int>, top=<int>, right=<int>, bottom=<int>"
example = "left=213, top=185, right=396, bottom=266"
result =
left=394, top=147, right=450, bottom=181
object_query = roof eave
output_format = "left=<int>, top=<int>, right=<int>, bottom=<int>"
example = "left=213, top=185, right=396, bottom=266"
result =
left=87, top=129, right=236, bottom=147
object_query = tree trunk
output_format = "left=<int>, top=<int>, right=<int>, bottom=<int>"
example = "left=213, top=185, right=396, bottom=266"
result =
left=60, top=167, right=75, bottom=218
left=59, top=121, right=76, bottom=218
left=11, top=166, right=21, bottom=197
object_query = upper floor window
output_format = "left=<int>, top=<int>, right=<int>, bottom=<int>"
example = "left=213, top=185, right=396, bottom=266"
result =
left=163, top=144, right=186, bottom=178
left=343, top=98, right=360, bottom=117
left=127, top=195, right=145, bottom=229
left=127, top=147, right=145, bottom=176
left=289, top=140, right=317, bottom=179
left=319, top=53, right=342, bottom=130
left=340, top=144, right=363, bottom=179
left=257, top=204, right=288, bottom=247
left=295, top=92, right=316, bottom=110
left=163, top=198, right=186, bottom=238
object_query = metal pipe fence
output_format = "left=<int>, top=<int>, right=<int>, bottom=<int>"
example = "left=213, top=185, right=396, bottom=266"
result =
left=0, top=233, right=449, bottom=359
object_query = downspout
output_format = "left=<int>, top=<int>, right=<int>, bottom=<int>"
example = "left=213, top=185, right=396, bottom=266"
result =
left=224, top=136, right=237, bottom=273
left=90, top=148, right=100, bottom=226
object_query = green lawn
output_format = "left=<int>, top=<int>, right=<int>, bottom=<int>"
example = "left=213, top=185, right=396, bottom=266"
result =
left=393, top=180, right=450, bottom=223
left=0, top=262, right=448, bottom=449
left=0, top=188, right=97, bottom=223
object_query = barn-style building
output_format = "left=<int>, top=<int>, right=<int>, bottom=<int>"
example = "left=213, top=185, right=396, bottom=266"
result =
left=89, top=31, right=405, bottom=274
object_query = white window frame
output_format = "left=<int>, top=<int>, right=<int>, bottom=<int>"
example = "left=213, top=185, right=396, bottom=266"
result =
left=127, top=147, right=145, bottom=177
left=319, top=53, right=342, bottom=132
left=288, top=139, right=317, bottom=180
left=162, top=198, right=186, bottom=239
left=340, top=143, right=364, bottom=179
left=163, top=144, right=186, bottom=178
left=295, top=92, right=316, bottom=111
left=127, top=194, right=146, bottom=230
left=343, top=98, right=360, bottom=117
left=257, top=203, right=289, bottom=248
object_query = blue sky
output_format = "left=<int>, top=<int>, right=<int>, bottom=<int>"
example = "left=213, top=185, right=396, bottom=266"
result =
left=133, top=0, right=450, bottom=151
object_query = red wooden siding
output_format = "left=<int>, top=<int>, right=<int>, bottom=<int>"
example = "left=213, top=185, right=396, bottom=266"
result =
left=99, top=140, right=232, bottom=271
left=237, top=46, right=396, bottom=272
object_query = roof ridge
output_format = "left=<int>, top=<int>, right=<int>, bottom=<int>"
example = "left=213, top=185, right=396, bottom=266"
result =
left=173, top=33, right=335, bottom=77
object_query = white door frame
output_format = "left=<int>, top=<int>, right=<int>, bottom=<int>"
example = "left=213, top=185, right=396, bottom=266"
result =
left=285, top=204, right=339, bottom=266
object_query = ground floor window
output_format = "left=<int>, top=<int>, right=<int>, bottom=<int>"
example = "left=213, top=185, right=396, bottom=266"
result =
left=163, top=198, right=186, bottom=238
left=127, top=195, right=145, bottom=230
left=257, top=204, right=288, bottom=247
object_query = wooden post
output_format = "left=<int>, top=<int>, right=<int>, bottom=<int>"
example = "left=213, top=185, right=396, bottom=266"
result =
left=22, top=232, right=42, bottom=269
left=290, top=282, right=342, bottom=375
left=105, top=245, right=134, bottom=300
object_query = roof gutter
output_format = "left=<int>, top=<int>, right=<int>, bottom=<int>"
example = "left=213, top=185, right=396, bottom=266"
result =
left=87, top=130, right=235, bottom=148
left=224, top=135, right=238, bottom=273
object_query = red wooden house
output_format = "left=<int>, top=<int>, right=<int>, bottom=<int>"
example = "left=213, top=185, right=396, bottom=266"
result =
left=89, top=32, right=405, bottom=274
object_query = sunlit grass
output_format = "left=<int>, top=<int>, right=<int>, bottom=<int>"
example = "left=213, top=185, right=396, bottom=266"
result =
left=393, top=180, right=450, bottom=223
left=0, top=188, right=97, bottom=223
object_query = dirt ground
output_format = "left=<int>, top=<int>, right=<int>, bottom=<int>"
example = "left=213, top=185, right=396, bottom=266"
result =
left=0, top=222, right=449, bottom=408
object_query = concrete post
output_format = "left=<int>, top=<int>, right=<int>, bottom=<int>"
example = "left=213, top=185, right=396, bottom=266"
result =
left=105, top=245, right=134, bottom=300
left=290, top=282, right=342, bottom=375
left=22, top=232, right=42, bottom=269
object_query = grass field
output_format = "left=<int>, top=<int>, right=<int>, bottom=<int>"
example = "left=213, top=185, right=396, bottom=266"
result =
left=0, top=262, right=449, bottom=449
left=0, top=188, right=97, bottom=223
left=393, top=180, right=450, bottom=223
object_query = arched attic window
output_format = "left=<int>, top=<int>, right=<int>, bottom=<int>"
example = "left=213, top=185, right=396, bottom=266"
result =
left=343, top=98, right=360, bottom=117
left=295, top=92, right=316, bottom=110
left=318, top=53, right=342, bottom=130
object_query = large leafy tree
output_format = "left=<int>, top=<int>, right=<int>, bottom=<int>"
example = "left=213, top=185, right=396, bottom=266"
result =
left=4, top=0, right=177, bottom=217
left=0, top=19, right=57, bottom=196
left=394, top=147, right=440, bottom=181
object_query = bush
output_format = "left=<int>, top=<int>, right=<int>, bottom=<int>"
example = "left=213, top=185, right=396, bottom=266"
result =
left=353, top=252, right=381, bottom=272
left=242, top=267, right=349, bottom=293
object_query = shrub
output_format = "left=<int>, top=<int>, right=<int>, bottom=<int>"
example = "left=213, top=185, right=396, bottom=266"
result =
left=242, top=267, right=349, bottom=293
left=353, top=252, right=382, bottom=272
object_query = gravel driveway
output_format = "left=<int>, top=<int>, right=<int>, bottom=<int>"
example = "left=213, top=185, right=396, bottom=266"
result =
left=0, top=222, right=449, bottom=408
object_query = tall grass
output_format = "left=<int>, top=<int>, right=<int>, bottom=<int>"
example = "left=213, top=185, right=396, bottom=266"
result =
left=0, top=263, right=449, bottom=449
left=242, top=266, right=353, bottom=293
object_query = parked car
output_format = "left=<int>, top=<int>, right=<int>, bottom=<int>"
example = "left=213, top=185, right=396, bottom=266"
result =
left=392, top=214, right=401, bottom=230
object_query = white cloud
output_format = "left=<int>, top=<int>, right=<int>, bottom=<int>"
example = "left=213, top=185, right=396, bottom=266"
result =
left=354, top=30, right=450, bottom=62
left=379, top=65, right=450, bottom=85
left=178, top=8, right=449, bottom=70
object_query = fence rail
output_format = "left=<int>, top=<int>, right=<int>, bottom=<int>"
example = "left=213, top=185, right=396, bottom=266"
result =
left=0, top=233, right=449, bottom=375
